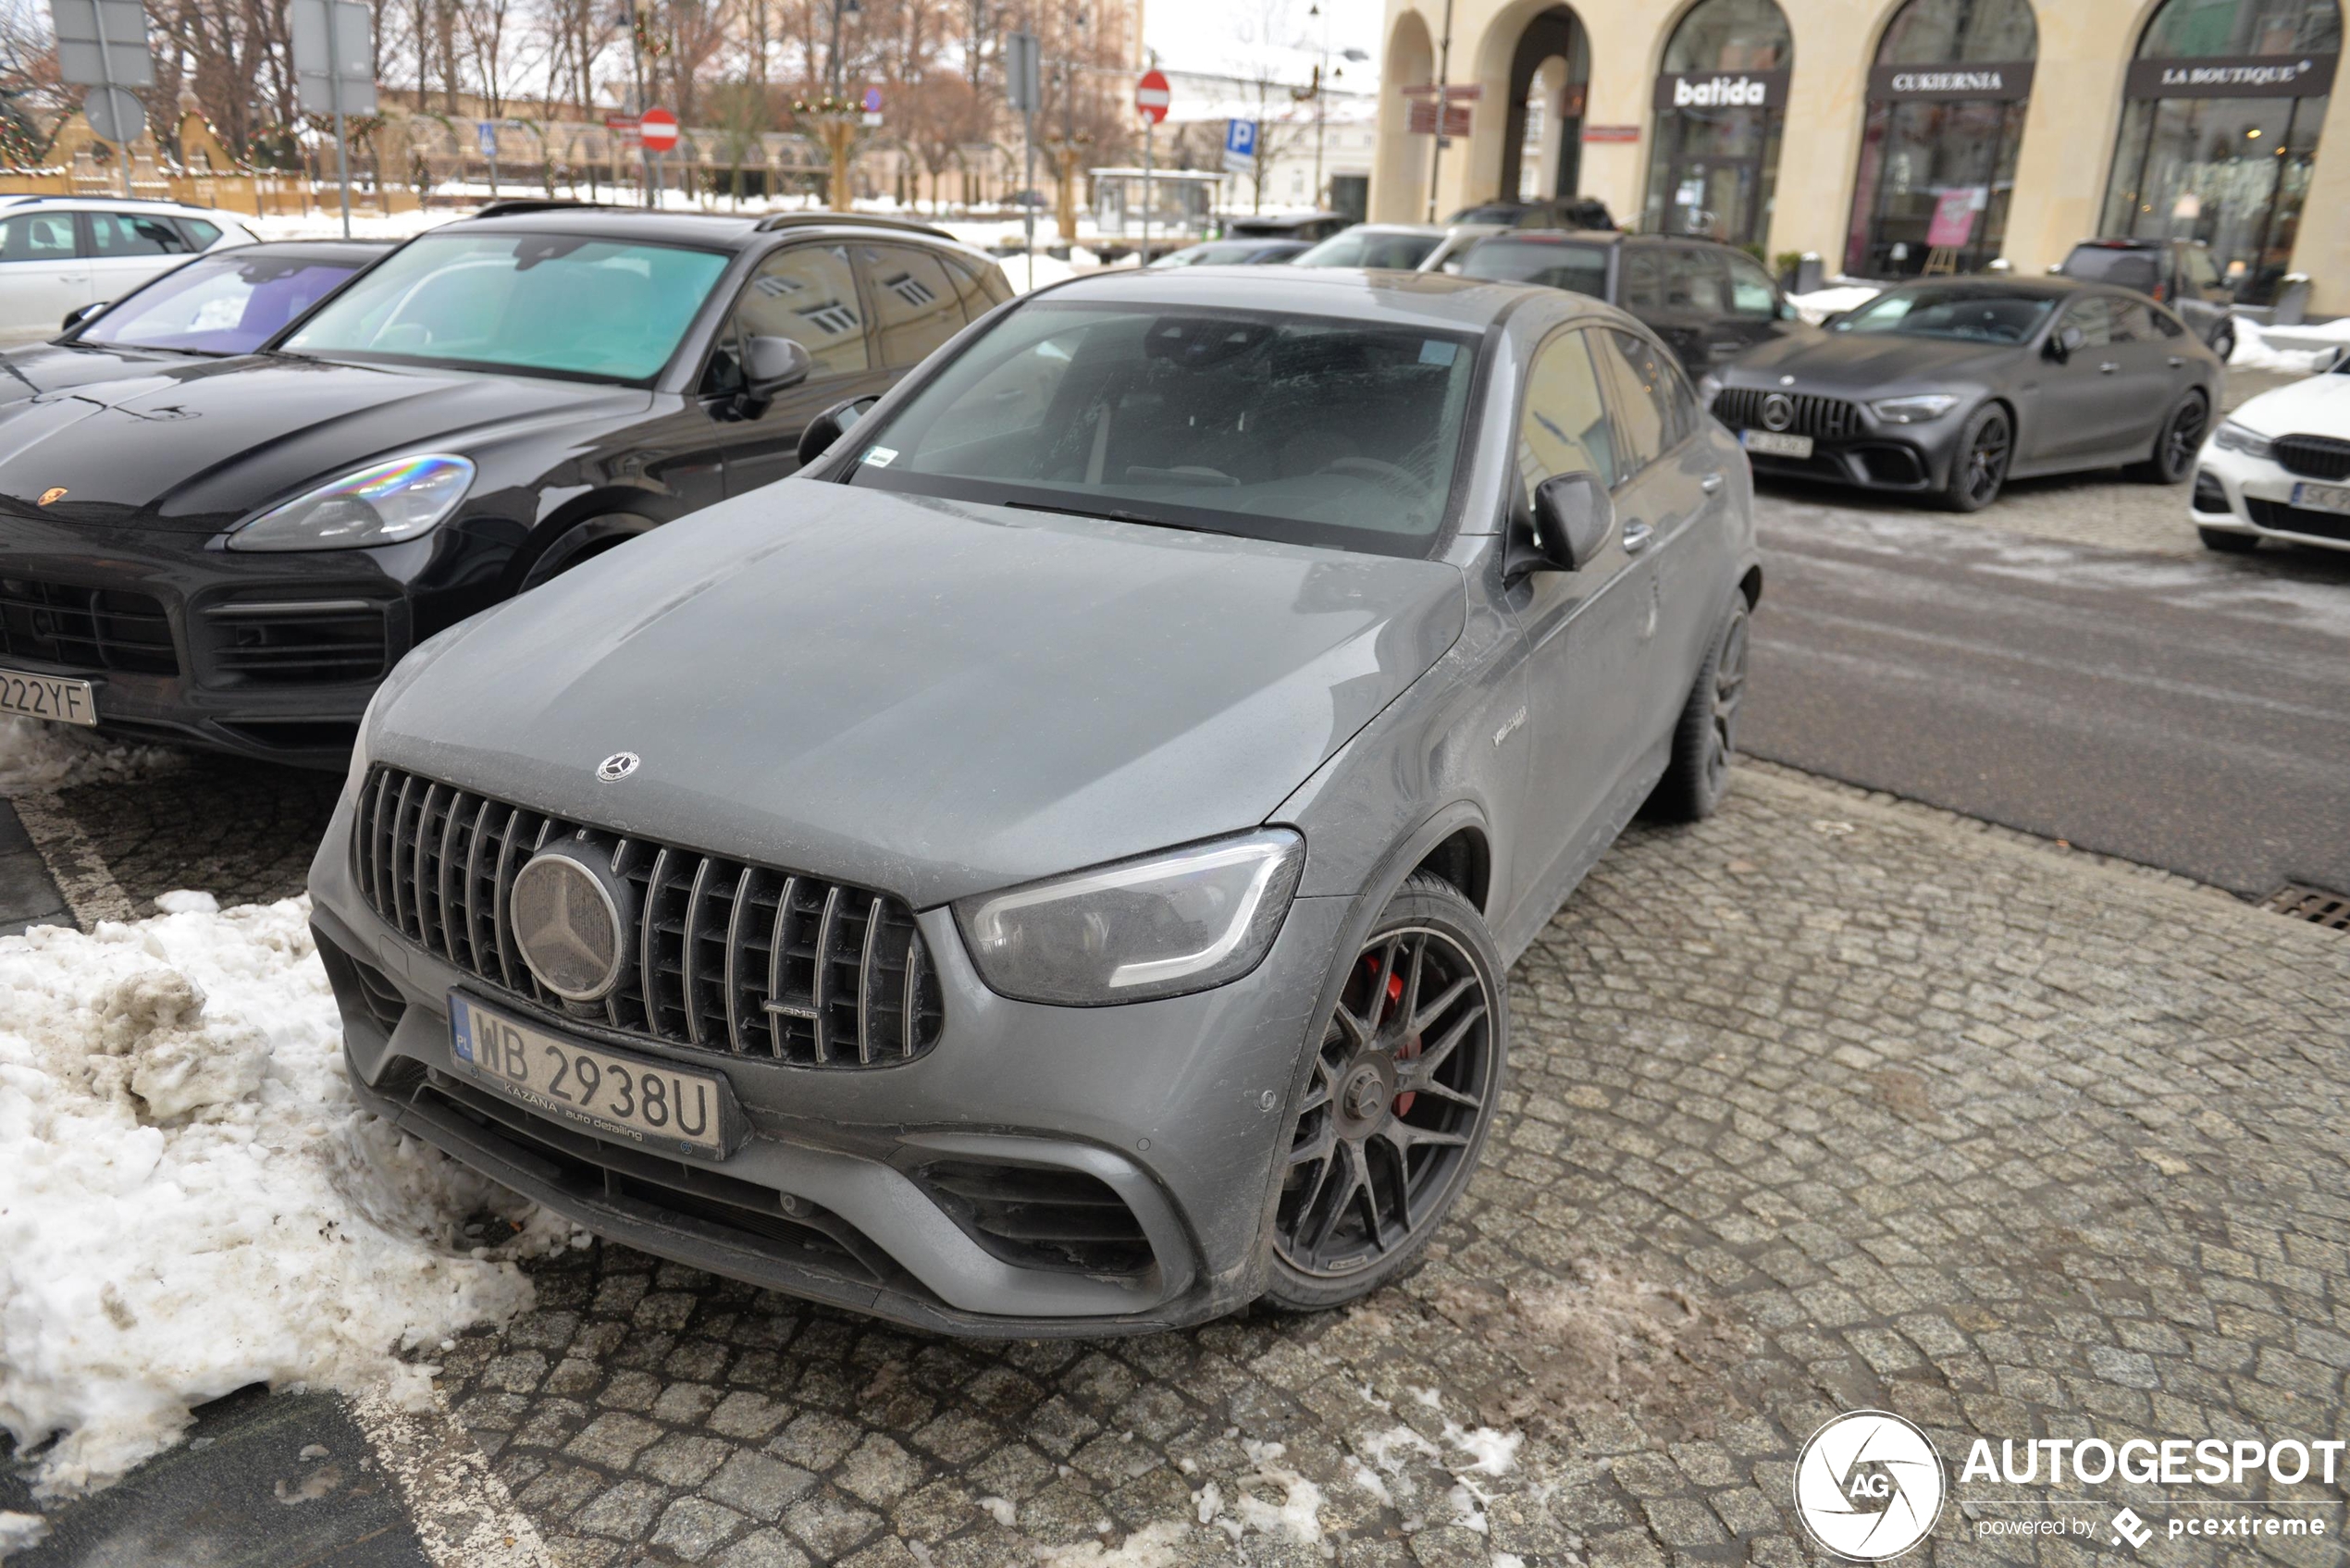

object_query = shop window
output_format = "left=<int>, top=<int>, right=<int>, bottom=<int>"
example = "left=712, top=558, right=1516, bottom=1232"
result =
left=1642, top=0, right=1793, bottom=248
left=2101, top=0, right=2339, bottom=303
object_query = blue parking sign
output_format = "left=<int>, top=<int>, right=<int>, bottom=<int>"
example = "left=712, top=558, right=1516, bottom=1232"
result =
left=477, top=119, right=499, bottom=157
left=1224, top=118, right=1256, bottom=160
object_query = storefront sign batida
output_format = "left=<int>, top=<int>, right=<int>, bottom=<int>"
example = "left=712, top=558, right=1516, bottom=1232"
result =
left=1652, top=68, right=1789, bottom=111
left=1866, top=61, right=2035, bottom=101
left=2124, top=52, right=2338, bottom=97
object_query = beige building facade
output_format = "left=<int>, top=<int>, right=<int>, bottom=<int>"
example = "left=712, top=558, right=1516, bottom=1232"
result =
left=1372, top=0, right=2347, bottom=310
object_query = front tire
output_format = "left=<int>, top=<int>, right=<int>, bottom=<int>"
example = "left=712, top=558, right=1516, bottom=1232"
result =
left=1940, top=403, right=2011, bottom=512
left=1260, top=874, right=1507, bottom=1311
left=1650, top=598, right=1750, bottom=822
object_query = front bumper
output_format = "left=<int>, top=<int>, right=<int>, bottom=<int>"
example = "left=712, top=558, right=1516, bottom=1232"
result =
left=1711, top=391, right=1960, bottom=494
left=307, top=776, right=1351, bottom=1334
left=2189, top=444, right=2350, bottom=554
left=0, top=511, right=516, bottom=767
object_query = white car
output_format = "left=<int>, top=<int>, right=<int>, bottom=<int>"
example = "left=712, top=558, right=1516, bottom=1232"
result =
left=1290, top=221, right=1509, bottom=274
left=2192, top=350, right=2350, bottom=555
left=0, top=197, right=258, bottom=339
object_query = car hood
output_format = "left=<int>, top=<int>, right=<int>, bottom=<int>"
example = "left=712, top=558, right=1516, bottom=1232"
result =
left=0, top=355, right=647, bottom=534
left=1725, top=330, right=2018, bottom=391
left=0, top=340, right=242, bottom=402
left=370, top=483, right=1466, bottom=907
left=2230, top=367, right=2350, bottom=438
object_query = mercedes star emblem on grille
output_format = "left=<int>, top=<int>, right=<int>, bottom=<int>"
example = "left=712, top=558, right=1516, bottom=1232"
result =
left=512, top=849, right=626, bottom=1001
left=596, top=751, right=639, bottom=782
left=1762, top=393, right=1795, bottom=432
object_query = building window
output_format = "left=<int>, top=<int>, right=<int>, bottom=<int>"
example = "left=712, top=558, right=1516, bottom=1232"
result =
left=1844, top=0, right=2038, bottom=278
left=1499, top=6, right=1591, bottom=205
left=2101, top=0, right=2340, bottom=303
left=1643, top=0, right=1793, bottom=248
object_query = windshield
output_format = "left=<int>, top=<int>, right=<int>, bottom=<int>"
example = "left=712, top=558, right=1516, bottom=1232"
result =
left=280, top=233, right=730, bottom=381
left=1832, top=287, right=2056, bottom=343
left=1457, top=238, right=1608, bottom=299
left=2062, top=248, right=2160, bottom=290
left=1154, top=242, right=1283, bottom=267
left=80, top=251, right=365, bottom=354
left=1293, top=230, right=1441, bottom=270
left=842, top=302, right=1480, bottom=558
left=1449, top=204, right=1521, bottom=224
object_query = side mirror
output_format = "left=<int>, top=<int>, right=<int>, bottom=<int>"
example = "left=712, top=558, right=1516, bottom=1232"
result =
left=2046, top=324, right=2085, bottom=363
left=796, top=393, right=880, bottom=468
left=1509, top=472, right=1614, bottom=578
left=61, top=301, right=106, bottom=332
left=742, top=335, right=811, bottom=404
left=1777, top=299, right=1800, bottom=321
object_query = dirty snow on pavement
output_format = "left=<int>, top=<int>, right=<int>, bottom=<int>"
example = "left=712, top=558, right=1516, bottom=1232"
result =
left=0, top=718, right=177, bottom=795
left=0, top=893, right=577, bottom=1509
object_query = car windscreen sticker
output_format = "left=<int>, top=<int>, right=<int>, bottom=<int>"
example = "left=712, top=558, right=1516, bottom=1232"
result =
left=1419, top=340, right=1460, bottom=366
left=862, top=447, right=898, bottom=468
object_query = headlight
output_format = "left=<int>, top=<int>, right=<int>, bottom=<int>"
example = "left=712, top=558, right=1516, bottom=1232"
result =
left=2212, top=420, right=2274, bottom=460
left=1870, top=394, right=1960, bottom=425
left=955, top=829, right=1305, bottom=1005
left=226, top=453, right=475, bottom=551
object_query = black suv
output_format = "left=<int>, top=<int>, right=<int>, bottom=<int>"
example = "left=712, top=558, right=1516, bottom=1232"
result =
left=1456, top=229, right=1809, bottom=377
left=1447, top=196, right=1616, bottom=231
left=2058, top=239, right=2236, bottom=360
left=0, top=204, right=1009, bottom=766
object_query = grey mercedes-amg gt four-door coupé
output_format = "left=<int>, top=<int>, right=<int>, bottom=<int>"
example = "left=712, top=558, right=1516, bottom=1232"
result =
left=309, top=267, right=1762, bottom=1334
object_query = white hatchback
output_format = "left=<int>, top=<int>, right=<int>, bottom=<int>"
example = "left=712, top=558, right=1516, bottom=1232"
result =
left=2191, top=352, right=2350, bottom=556
left=0, top=197, right=259, bottom=340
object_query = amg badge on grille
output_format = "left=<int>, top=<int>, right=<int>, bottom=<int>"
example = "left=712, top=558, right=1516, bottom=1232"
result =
left=36, top=488, right=67, bottom=506
left=512, top=846, right=629, bottom=1001
left=596, top=751, right=639, bottom=782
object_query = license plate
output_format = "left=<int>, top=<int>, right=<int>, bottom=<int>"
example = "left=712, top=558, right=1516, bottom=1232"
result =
left=2291, top=481, right=2350, bottom=515
left=0, top=667, right=96, bottom=726
left=1741, top=429, right=1813, bottom=459
left=450, top=993, right=739, bottom=1156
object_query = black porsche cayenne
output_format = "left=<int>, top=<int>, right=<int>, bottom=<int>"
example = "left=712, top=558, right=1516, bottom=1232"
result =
left=0, top=204, right=1009, bottom=766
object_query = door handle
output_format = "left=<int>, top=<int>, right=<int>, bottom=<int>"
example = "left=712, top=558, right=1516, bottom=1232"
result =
left=1701, top=472, right=1725, bottom=494
left=1621, top=520, right=1654, bottom=555
left=2098, top=362, right=2120, bottom=375
left=2168, top=355, right=2186, bottom=367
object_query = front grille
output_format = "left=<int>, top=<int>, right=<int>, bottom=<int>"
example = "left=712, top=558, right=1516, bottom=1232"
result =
left=921, top=1158, right=1154, bottom=1276
left=1712, top=387, right=1862, bottom=441
left=355, top=766, right=944, bottom=1067
left=202, top=599, right=390, bottom=685
left=2245, top=498, right=2350, bottom=544
left=0, top=576, right=176, bottom=674
left=2273, top=434, right=2350, bottom=481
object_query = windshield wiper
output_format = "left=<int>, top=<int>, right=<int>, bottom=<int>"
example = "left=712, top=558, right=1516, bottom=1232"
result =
left=1000, top=499, right=1235, bottom=537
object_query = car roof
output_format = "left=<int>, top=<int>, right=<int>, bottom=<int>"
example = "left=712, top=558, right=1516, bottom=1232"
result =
left=439, top=204, right=965, bottom=254
left=214, top=238, right=394, bottom=262
left=0, top=193, right=246, bottom=218
left=1875, top=276, right=2094, bottom=301
left=1034, top=265, right=1602, bottom=331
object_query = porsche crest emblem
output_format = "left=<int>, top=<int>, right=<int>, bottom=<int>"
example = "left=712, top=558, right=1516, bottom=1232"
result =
left=36, top=488, right=67, bottom=507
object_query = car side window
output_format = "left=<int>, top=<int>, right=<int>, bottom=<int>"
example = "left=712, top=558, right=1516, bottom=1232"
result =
left=2059, top=296, right=2115, bottom=348
left=1589, top=328, right=1682, bottom=475
left=701, top=242, right=868, bottom=397
left=1724, top=253, right=1779, bottom=319
left=1515, top=329, right=1619, bottom=500
left=2183, top=247, right=2221, bottom=290
left=1664, top=248, right=1726, bottom=314
left=0, top=212, right=76, bottom=262
left=1620, top=251, right=1663, bottom=312
left=857, top=243, right=966, bottom=368
left=88, top=212, right=194, bottom=257
left=935, top=251, right=1002, bottom=320
left=2110, top=300, right=2158, bottom=342
left=175, top=218, right=223, bottom=249
left=2147, top=306, right=2185, bottom=339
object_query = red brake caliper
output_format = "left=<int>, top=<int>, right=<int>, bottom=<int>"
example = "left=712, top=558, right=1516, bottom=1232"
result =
left=1365, top=955, right=1420, bottom=1116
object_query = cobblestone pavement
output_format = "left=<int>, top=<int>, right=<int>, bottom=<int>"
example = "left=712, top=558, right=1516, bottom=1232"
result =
left=407, top=765, right=2349, bottom=1568
left=1754, top=368, right=2305, bottom=559
left=51, top=753, right=341, bottom=916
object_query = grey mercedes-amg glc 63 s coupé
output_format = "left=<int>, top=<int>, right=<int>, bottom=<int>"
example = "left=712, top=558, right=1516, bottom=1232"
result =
left=308, top=266, right=1762, bottom=1333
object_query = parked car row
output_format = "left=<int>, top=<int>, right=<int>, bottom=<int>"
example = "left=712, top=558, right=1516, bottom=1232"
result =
left=0, top=196, right=1768, bottom=1336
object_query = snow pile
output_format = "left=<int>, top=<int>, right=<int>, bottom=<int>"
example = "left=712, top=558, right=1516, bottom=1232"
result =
left=1787, top=283, right=1881, bottom=325
left=2231, top=316, right=2350, bottom=374
left=0, top=1515, right=44, bottom=1555
left=0, top=895, right=574, bottom=1500
left=0, top=717, right=178, bottom=794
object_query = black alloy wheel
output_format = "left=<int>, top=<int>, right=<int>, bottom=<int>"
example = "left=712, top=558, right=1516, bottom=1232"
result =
left=2148, top=393, right=2209, bottom=485
left=1265, top=876, right=1504, bottom=1305
left=1944, top=405, right=2011, bottom=512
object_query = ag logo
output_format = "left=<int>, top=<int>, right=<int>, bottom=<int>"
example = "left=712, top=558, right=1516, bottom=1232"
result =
left=1793, top=1411, right=1945, bottom=1560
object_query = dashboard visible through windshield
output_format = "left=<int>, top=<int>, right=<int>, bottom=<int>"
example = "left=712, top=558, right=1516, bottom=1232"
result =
left=840, top=302, right=1482, bottom=558
left=280, top=234, right=730, bottom=382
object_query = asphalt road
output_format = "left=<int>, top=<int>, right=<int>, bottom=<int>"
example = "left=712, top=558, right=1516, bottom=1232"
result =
left=1741, top=492, right=2350, bottom=899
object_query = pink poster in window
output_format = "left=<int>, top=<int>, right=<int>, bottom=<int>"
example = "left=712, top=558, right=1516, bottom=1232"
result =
left=1925, top=188, right=1982, bottom=248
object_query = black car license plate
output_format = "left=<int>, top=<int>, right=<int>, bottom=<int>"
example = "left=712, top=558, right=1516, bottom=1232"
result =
left=449, top=993, right=740, bottom=1156
left=0, top=667, right=96, bottom=726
